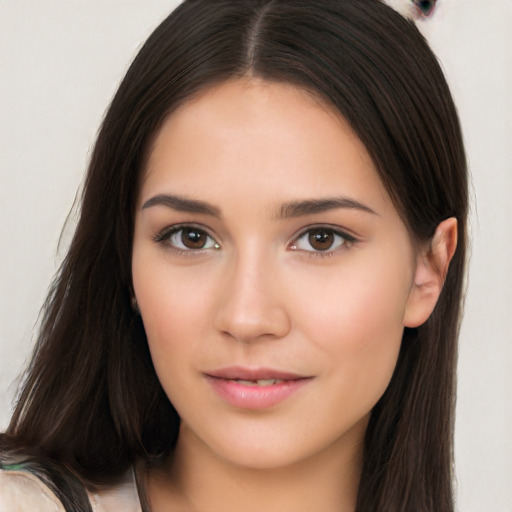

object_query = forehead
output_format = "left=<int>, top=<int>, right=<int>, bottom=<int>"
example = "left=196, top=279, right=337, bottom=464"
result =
left=140, top=78, right=393, bottom=216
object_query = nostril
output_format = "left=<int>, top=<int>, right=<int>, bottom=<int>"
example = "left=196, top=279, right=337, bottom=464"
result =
left=412, top=0, right=438, bottom=17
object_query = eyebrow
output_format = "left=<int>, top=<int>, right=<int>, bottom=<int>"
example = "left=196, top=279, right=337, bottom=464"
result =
left=142, top=194, right=222, bottom=217
left=277, top=197, right=378, bottom=218
left=141, top=193, right=378, bottom=219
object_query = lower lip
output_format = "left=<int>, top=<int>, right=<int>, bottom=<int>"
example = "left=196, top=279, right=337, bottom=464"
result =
left=206, top=377, right=311, bottom=410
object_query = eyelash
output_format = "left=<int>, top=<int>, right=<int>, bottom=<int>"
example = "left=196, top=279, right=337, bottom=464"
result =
left=290, top=225, right=357, bottom=258
left=153, top=224, right=357, bottom=257
left=153, top=224, right=219, bottom=255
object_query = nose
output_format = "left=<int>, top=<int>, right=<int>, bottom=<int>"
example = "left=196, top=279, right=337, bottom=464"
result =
left=213, top=252, right=291, bottom=343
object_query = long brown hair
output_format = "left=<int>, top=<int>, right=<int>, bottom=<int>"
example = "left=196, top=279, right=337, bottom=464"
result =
left=1, top=1, right=467, bottom=511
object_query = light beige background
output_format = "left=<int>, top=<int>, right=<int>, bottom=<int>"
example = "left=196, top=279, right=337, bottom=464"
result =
left=1, top=1, right=511, bottom=510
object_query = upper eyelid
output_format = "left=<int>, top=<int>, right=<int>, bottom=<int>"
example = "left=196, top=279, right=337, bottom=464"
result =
left=155, top=223, right=216, bottom=239
left=291, top=224, right=358, bottom=243
left=153, top=224, right=220, bottom=250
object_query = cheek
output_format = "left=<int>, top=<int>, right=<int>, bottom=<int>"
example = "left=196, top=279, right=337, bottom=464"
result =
left=131, top=256, right=208, bottom=372
left=296, top=267, right=409, bottom=344
left=289, top=254, right=412, bottom=392
left=137, top=286, right=203, bottom=408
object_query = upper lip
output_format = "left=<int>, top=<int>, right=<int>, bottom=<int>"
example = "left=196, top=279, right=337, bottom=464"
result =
left=205, top=366, right=309, bottom=381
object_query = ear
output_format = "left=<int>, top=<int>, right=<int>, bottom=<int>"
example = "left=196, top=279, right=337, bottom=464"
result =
left=403, top=217, right=458, bottom=328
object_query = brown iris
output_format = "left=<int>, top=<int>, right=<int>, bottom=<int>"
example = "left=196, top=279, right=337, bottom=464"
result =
left=181, top=228, right=208, bottom=249
left=308, top=228, right=335, bottom=251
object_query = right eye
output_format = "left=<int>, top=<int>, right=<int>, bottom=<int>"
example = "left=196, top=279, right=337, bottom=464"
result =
left=289, top=226, right=356, bottom=255
left=155, top=226, right=219, bottom=252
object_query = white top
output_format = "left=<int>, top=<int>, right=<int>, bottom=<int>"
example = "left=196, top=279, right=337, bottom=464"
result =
left=0, top=468, right=142, bottom=512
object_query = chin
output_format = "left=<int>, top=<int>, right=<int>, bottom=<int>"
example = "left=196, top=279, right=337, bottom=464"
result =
left=196, top=413, right=369, bottom=473
left=210, top=434, right=311, bottom=471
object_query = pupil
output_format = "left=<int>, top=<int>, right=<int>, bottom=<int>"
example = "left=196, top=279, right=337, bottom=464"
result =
left=182, top=228, right=206, bottom=249
left=308, top=229, right=334, bottom=251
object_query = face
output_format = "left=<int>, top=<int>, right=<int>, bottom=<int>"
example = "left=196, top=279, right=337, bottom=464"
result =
left=132, top=78, right=420, bottom=471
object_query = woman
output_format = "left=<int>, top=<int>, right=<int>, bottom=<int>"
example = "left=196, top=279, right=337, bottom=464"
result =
left=0, top=1, right=467, bottom=511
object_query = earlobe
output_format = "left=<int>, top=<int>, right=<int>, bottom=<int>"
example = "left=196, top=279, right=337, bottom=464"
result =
left=403, top=217, right=458, bottom=328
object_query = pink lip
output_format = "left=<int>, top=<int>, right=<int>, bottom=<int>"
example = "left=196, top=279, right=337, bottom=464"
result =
left=205, top=366, right=312, bottom=410
left=206, top=366, right=306, bottom=381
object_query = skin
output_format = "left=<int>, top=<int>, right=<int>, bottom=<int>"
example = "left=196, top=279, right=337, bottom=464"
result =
left=132, top=78, right=456, bottom=512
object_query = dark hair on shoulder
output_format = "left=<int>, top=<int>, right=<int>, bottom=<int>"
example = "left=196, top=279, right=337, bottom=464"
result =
left=1, top=1, right=467, bottom=511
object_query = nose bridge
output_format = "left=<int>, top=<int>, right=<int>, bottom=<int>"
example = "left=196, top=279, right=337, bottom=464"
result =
left=214, top=245, right=291, bottom=342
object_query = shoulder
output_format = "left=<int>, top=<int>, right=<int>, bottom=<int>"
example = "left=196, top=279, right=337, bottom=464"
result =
left=0, top=468, right=65, bottom=512
left=0, top=467, right=142, bottom=512
left=87, top=469, right=142, bottom=512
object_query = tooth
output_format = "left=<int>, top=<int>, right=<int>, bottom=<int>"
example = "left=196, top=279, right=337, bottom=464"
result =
left=237, top=379, right=258, bottom=386
left=234, top=378, right=285, bottom=386
left=256, top=379, right=276, bottom=386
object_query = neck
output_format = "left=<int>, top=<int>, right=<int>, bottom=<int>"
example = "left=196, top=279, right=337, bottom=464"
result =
left=147, top=421, right=365, bottom=512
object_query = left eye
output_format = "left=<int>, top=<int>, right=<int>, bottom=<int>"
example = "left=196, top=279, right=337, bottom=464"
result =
left=291, top=227, right=351, bottom=252
left=160, top=227, right=218, bottom=251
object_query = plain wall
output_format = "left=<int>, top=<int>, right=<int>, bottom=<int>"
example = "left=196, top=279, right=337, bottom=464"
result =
left=1, top=1, right=511, bottom=510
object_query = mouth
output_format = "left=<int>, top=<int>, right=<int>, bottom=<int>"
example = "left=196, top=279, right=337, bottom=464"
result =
left=205, top=367, right=313, bottom=409
left=226, top=378, right=286, bottom=387
left=206, top=366, right=308, bottom=381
